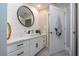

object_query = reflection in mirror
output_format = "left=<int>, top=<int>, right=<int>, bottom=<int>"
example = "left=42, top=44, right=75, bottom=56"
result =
left=17, top=6, right=34, bottom=27
left=7, top=22, right=11, bottom=40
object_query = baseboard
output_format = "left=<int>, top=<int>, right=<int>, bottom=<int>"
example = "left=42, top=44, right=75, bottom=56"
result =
left=49, top=50, right=66, bottom=56
left=65, top=46, right=71, bottom=55
left=65, top=47, right=69, bottom=52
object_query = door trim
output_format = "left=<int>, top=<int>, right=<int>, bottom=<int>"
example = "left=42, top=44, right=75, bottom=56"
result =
left=70, top=3, right=77, bottom=56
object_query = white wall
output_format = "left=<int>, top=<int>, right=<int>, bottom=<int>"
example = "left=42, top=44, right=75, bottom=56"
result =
left=0, top=4, right=7, bottom=56
left=7, top=3, right=40, bottom=41
left=39, top=9, right=48, bottom=47
left=39, top=9, right=48, bottom=34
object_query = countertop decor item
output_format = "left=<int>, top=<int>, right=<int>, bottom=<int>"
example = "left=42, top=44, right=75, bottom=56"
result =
left=35, top=29, right=41, bottom=34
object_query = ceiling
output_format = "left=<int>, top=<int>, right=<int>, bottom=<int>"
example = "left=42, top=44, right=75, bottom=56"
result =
left=52, top=3, right=69, bottom=8
left=27, top=3, right=70, bottom=11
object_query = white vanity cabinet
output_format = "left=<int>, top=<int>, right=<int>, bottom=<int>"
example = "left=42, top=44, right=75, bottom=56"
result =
left=7, top=35, right=47, bottom=56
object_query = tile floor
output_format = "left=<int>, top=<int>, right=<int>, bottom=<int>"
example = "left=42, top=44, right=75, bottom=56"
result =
left=51, top=50, right=70, bottom=56
left=36, top=47, right=49, bottom=56
left=36, top=47, right=69, bottom=56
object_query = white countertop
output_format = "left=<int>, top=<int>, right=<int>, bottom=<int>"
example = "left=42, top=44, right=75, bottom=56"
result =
left=7, top=33, right=47, bottom=45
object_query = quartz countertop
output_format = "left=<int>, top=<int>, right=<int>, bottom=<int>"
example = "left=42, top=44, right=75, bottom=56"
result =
left=7, top=33, right=47, bottom=45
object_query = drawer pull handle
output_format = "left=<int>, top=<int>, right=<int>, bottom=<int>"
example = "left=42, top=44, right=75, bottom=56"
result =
left=17, top=43, right=24, bottom=46
left=17, top=51, right=24, bottom=56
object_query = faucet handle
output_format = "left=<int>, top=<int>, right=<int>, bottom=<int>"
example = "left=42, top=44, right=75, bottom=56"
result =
left=28, top=30, right=30, bottom=34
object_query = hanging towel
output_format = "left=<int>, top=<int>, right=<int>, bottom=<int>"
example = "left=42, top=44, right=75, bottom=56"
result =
left=57, top=15, right=62, bottom=34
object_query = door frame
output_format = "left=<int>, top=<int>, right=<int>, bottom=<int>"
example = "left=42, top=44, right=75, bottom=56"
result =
left=70, top=3, right=77, bottom=56
left=77, top=3, right=79, bottom=56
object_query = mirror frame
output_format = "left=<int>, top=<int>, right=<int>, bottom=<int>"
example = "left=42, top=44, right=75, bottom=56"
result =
left=7, top=22, right=12, bottom=40
left=17, top=6, right=35, bottom=27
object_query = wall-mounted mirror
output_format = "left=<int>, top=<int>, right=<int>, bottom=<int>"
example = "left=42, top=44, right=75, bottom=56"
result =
left=7, top=22, right=12, bottom=40
left=17, top=6, right=34, bottom=27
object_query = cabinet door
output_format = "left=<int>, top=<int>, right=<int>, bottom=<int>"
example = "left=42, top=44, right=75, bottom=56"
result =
left=17, top=48, right=26, bottom=56
left=37, top=37, right=43, bottom=51
left=25, top=40, right=30, bottom=56
left=37, top=36, right=47, bottom=52
left=42, top=35, right=47, bottom=47
left=30, top=36, right=46, bottom=56
left=8, top=47, right=26, bottom=56
left=30, top=38, right=39, bottom=56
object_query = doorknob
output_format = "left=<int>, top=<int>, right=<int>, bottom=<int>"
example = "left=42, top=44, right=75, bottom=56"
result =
left=73, top=32, right=76, bottom=34
left=50, top=32, right=53, bottom=34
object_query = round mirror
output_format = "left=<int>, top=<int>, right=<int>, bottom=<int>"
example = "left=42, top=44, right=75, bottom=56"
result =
left=7, top=22, right=12, bottom=40
left=17, top=6, right=34, bottom=27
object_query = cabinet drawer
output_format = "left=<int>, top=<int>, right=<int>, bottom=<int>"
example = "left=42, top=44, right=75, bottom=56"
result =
left=7, top=40, right=26, bottom=54
left=7, top=47, right=26, bottom=56
left=17, top=47, right=26, bottom=56
left=7, top=50, right=17, bottom=56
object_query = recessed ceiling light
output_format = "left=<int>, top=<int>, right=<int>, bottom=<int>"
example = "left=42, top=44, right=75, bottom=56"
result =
left=37, top=4, right=41, bottom=8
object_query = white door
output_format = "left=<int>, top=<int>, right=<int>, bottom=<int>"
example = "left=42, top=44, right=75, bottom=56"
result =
left=49, top=5, right=66, bottom=55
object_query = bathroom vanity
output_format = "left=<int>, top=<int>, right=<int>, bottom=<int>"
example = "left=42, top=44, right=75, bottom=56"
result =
left=7, top=34, right=47, bottom=56
left=7, top=4, right=48, bottom=56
